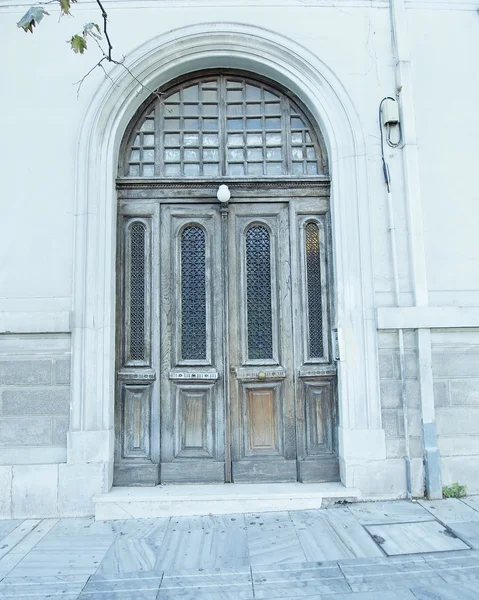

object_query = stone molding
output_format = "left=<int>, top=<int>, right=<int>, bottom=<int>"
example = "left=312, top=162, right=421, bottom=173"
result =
left=71, top=22, right=383, bottom=483
left=0, top=312, right=71, bottom=334
left=377, top=307, right=479, bottom=330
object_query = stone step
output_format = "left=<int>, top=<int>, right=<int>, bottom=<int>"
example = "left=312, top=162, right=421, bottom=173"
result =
left=93, top=482, right=361, bottom=520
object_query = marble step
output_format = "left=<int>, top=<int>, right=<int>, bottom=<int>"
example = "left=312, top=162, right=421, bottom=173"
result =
left=93, top=482, right=361, bottom=520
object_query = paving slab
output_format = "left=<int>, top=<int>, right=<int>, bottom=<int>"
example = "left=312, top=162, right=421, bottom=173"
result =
left=0, top=520, right=41, bottom=560
left=115, top=517, right=171, bottom=539
left=365, top=521, right=470, bottom=555
left=245, top=512, right=306, bottom=565
left=82, top=572, right=164, bottom=598
left=6, top=519, right=58, bottom=556
left=461, top=496, right=479, bottom=513
left=290, top=508, right=383, bottom=561
left=410, top=582, right=479, bottom=599
left=0, top=574, right=88, bottom=599
left=7, top=535, right=115, bottom=577
left=323, top=592, right=416, bottom=599
left=168, top=514, right=245, bottom=531
left=419, top=498, right=479, bottom=523
left=339, top=552, right=446, bottom=593
left=421, top=549, right=479, bottom=585
left=158, top=567, right=253, bottom=600
left=0, top=553, right=25, bottom=582
left=153, top=524, right=249, bottom=571
left=49, top=518, right=125, bottom=537
left=82, top=572, right=163, bottom=597
left=447, top=521, right=479, bottom=550
left=80, top=590, right=159, bottom=599
left=0, top=521, right=23, bottom=545
left=338, top=554, right=427, bottom=567
left=348, top=501, right=434, bottom=525
left=252, top=561, right=351, bottom=597
left=95, top=538, right=163, bottom=576
left=157, top=589, right=253, bottom=600
left=422, top=549, right=479, bottom=566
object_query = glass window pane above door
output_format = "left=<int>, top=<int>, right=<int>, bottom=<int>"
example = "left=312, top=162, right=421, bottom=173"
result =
left=122, top=73, right=327, bottom=178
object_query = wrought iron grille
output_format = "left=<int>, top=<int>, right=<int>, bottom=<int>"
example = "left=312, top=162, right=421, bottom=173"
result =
left=129, top=222, right=146, bottom=361
left=123, top=74, right=326, bottom=178
left=181, top=226, right=207, bottom=360
left=305, top=222, right=323, bottom=357
left=246, top=225, right=273, bottom=360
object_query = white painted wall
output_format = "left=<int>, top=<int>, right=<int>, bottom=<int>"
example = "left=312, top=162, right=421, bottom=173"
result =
left=0, top=1, right=398, bottom=312
left=408, top=6, right=479, bottom=307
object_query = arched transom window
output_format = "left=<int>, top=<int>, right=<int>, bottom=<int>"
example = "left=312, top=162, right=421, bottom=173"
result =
left=120, top=73, right=328, bottom=179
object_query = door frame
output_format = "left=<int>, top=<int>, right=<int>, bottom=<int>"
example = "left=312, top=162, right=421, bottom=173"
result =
left=114, top=184, right=336, bottom=484
left=70, top=24, right=383, bottom=497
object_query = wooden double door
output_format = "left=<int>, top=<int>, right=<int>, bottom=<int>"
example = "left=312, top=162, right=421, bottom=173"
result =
left=115, top=196, right=338, bottom=485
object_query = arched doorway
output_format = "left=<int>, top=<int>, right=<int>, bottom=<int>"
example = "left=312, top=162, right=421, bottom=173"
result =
left=114, top=70, right=338, bottom=486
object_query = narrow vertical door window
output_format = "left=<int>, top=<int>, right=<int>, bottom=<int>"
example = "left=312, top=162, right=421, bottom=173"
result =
left=246, top=225, right=273, bottom=360
left=305, top=222, right=323, bottom=358
left=181, top=226, right=207, bottom=360
left=129, top=222, right=146, bottom=361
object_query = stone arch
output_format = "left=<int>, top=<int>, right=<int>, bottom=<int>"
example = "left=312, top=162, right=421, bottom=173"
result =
left=69, top=23, right=383, bottom=490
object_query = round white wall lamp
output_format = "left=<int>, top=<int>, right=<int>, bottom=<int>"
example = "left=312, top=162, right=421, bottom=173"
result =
left=217, top=184, right=231, bottom=203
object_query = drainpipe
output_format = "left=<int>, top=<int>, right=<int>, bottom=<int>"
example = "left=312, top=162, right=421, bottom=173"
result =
left=379, top=100, right=412, bottom=500
left=388, top=0, right=442, bottom=499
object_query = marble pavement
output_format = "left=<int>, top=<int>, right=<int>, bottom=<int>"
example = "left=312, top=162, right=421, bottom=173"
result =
left=0, top=498, right=479, bottom=598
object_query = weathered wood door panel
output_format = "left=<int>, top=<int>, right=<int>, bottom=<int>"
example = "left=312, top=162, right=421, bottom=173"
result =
left=228, top=203, right=297, bottom=482
left=115, top=197, right=338, bottom=485
left=289, top=199, right=339, bottom=482
left=115, top=201, right=160, bottom=486
left=159, top=204, right=226, bottom=483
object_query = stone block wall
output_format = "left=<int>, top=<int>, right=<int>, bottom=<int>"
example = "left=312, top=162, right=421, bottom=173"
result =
left=0, top=334, right=70, bottom=466
left=378, top=331, right=423, bottom=461
left=0, top=333, right=107, bottom=518
left=432, top=329, right=479, bottom=493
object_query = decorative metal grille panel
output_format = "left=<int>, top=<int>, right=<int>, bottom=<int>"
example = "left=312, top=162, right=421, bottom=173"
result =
left=246, top=226, right=273, bottom=360
left=129, top=222, right=146, bottom=361
left=305, top=222, right=323, bottom=357
left=122, top=74, right=326, bottom=178
left=181, top=226, right=207, bottom=360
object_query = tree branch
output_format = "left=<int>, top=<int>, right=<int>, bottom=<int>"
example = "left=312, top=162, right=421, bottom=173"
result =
left=109, top=57, right=162, bottom=100
left=73, top=55, right=108, bottom=99
left=95, top=0, right=112, bottom=60
left=19, top=0, right=162, bottom=99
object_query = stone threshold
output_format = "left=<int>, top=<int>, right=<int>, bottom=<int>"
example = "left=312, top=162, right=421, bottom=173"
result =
left=93, top=482, right=361, bottom=520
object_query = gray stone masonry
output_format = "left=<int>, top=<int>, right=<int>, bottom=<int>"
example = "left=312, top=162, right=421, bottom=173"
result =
left=0, top=358, right=71, bottom=450
left=431, top=331, right=479, bottom=462
left=378, top=331, right=422, bottom=460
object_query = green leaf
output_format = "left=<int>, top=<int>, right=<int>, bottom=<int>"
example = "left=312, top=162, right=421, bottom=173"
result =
left=69, top=34, right=87, bottom=54
left=17, top=6, right=49, bottom=33
left=59, top=0, right=72, bottom=15
left=83, top=22, right=102, bottom=40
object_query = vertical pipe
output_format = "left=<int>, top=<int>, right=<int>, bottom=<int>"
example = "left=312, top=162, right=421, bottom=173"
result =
left=389, top=0, right=442, bottom=499
left=386, top=189, right=412, bottom=499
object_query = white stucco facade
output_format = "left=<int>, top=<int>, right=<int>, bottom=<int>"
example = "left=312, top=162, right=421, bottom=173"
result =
left=0, top=0, right=478, bottom=518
